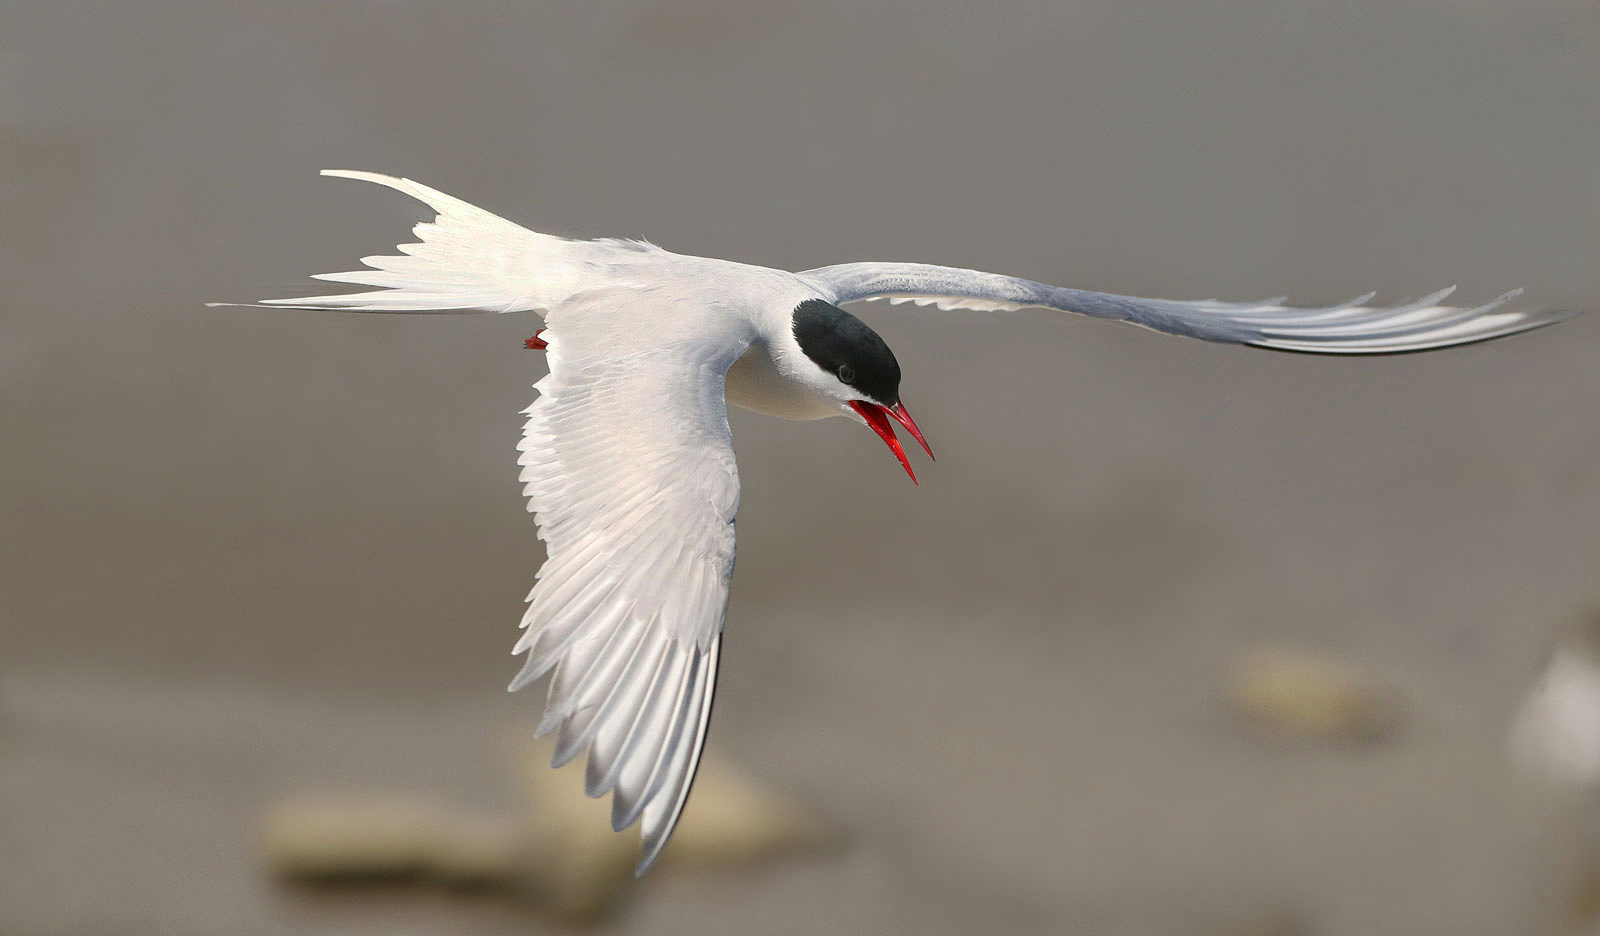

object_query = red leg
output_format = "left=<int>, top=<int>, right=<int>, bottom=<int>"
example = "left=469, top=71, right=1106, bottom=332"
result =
left=524, top=329, right=548, bottom=351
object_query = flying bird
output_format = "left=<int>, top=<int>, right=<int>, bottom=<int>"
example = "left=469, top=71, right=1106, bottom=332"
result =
left=220, top=170, right=1575, bottom=873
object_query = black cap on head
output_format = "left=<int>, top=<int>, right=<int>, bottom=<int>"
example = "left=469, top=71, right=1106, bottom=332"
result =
left=791, top=299, right=901, bottom=406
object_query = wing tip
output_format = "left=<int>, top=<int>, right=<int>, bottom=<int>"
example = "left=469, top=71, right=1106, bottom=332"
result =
left=634, top=842, right=667, bottom=877
left=1248, top=302, right=1583, bottom=355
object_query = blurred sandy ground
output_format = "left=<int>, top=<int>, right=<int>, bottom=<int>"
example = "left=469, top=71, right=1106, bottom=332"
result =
left=3, top=1, right=1600, bottom=933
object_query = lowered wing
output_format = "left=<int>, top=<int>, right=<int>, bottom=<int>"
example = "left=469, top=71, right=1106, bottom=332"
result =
left=510, top=290, right=753, bottom=875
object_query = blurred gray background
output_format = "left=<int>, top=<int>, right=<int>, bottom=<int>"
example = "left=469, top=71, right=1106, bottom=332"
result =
left=3, top=1, right=1599, bottom=934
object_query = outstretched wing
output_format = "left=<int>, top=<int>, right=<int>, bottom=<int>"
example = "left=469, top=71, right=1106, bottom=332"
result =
left=802, top=261, right=1577, bottom=354
left=510, top=299, right=752, bottom=875
left=218, top=169, right=661, bottom=314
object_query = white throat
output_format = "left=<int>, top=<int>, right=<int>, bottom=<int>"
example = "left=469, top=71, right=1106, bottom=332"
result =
left=725, top=339, right=845, bottom=421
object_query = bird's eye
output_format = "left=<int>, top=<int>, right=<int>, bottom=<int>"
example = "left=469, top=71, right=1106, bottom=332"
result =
left=837, top=364, right=856, bottom=384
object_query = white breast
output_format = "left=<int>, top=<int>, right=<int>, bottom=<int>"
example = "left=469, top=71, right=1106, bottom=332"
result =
left=725, top=339, right=841, bottom=421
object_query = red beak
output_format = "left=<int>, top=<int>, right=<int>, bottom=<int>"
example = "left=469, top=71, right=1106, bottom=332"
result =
left=888, top=402, right=934, bottom=461
left=847, top=400, right=934, bottom=484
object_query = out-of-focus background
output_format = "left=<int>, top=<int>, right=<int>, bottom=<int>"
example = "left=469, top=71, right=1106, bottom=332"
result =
left=4, top=1, right=1599, bottom=933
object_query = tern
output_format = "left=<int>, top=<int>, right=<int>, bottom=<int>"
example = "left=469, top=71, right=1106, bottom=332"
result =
left=221, top=170, right=1575, bottom=873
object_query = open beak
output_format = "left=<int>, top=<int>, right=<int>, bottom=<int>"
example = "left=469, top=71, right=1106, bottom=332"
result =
left=847, top=400, right=934, bottom=485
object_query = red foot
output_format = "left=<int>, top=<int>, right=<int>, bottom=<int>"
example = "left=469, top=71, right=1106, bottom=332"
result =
left=524, top=329, right=548, bottom=351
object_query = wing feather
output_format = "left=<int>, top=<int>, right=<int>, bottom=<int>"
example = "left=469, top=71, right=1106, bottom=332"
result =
left=803, top=262, right=1578, bottom=354
left=513, top=315, right=747, bottom=875
left=636, top=640, right=720, bottom=874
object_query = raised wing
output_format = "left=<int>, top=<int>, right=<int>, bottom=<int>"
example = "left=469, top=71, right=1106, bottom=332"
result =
left=802, top=261, right=1577, bottom=354
left=510, top=303, right=751, bottom=875
left=219, top=170, right=661, bottom=314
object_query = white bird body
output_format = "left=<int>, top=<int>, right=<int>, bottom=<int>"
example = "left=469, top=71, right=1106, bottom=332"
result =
left=219, top=169, right=1577, bottom=874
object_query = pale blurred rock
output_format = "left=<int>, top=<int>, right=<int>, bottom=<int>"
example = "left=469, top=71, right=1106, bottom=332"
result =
left=261, top=794, right=492, bottom=882
left=423, top=812, right=529, bottom=888
left=1509, top=620, right=1600, bottom=788
left=508, top=735, right=836, bottom=920
left=1225, top=647, right=1398, bottom=744
left=511, top=734, right=833, bottom=870
left=260, top=734, right=834, bottom=924
left=1509, top=621, right=1600, bottom=934
left=507, top=744, right=639, bottom=921
left=666, top=758, right=835, bottom=866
